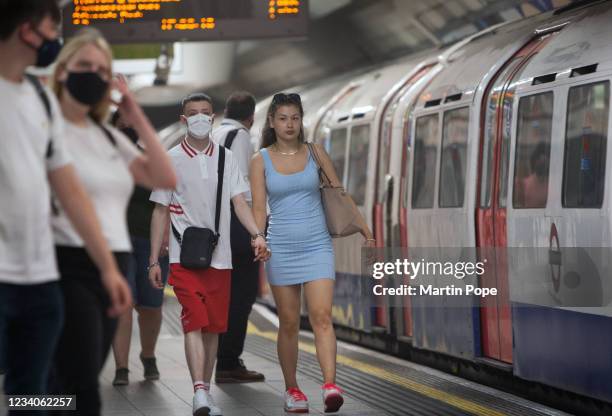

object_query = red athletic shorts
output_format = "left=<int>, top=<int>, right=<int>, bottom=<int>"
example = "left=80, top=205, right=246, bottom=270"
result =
left=169, top=264, right=231, bottom=334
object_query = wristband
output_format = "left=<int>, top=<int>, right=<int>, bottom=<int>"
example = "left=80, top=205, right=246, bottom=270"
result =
left=251, top=232, right=266, bottom=241
left=147, top=262, right=160, bottom=271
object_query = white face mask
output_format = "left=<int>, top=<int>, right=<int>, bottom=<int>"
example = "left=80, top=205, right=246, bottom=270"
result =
left=186, top=113, right=213, bottom=140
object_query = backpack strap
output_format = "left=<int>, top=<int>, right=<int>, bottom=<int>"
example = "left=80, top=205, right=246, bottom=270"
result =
left=214, top=146, right=226, bottom=236
left=223, top=128, right=241, bottom=149
left=97, top=123, right=117, bottom=147
left=25, top=74, right=53, bottom=158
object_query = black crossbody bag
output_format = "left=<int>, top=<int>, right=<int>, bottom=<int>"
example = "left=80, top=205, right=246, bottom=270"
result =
left=171, top=146, right=226, bottom=269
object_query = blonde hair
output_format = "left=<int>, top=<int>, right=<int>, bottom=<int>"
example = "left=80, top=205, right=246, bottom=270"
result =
left=50, top=28, right=113, bottom=123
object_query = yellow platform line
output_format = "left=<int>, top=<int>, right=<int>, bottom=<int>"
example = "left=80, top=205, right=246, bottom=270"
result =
left=246, top=322, right=507, bottom=416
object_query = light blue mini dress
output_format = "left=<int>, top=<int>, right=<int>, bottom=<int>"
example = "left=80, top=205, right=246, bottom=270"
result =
left=261, top=147, right=334, bottom=286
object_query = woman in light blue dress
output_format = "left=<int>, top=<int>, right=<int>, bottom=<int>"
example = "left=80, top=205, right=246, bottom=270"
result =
left=250, top=93, right=374, bottom=413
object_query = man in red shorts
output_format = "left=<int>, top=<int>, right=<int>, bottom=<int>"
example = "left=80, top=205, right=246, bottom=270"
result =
left=148, top=93, right=268, bottom=416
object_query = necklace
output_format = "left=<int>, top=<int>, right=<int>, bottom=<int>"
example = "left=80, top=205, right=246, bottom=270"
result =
left=273, top=144, right=299, bottom=156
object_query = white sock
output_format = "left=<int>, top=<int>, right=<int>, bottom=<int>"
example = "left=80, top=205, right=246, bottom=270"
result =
left=203, top=382, right=211, bottom=392
left=194, top=381, right=205, bottom=392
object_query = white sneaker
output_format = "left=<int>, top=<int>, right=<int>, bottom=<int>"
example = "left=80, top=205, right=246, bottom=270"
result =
left=321, top=383, right=344, bottom=413
left=205, top=391, right=223, bottom=416
left=284, top=387, right=309, bottom=413
left=192, top=389, right=210, bottom=416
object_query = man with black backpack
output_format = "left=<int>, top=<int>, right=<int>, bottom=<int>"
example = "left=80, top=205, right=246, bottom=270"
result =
left=0, top=0, right=131, bottom=405
left=212, top=91, right=266, bottom=383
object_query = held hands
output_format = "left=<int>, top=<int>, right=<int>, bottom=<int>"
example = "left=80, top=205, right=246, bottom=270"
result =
left=252, top=235, right=270, bottom=262
left=101, top=268, right=132, bottom=317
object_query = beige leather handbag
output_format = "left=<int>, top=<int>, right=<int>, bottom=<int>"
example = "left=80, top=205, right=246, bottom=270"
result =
left=307, top=143, right=363, bottom=238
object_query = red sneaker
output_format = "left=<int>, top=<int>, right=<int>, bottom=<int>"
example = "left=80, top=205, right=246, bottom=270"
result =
left=322, top=383, right=344, bottom=413
left=284, top=387, right=309, bottom=413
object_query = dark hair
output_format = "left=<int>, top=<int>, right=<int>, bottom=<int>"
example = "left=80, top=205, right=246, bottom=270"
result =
left=225, top=91, right=255, bottom=121
left=260, top=93, right=305, bottom=149
left=0, top=0, right=61, bottom=41
left=181, top=92, right=213, bottom=113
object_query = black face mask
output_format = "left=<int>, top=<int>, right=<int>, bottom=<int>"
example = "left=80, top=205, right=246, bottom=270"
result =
left=121, top=127, right=139, bottom=144
left=22, top=29, right=62, bottom=68
left=65, top=71, right=109, bottom=106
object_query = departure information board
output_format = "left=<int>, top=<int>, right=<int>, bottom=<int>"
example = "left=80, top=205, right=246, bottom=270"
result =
left=63, top=0, right=308, bottom=43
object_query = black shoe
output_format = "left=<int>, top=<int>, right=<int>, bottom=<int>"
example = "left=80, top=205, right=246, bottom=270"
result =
left=215, top=359, right=265, bottom=383
left=113, top=368, right=129, bottom=386
left=140, top=355, right=160, bottom=381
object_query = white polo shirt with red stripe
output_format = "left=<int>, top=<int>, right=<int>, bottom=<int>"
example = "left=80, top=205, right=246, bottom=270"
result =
left=150, top=137, right=249, bottom=269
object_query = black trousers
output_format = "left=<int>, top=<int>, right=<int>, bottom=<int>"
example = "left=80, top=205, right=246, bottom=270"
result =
left=217, top=210, right=259, bottom=370
left=49, top=246, right=129, bottom=416
left=0, top=281, right=63, bottom=416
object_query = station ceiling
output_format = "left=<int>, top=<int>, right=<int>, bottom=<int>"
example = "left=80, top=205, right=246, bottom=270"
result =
left=224, top=0, right=573, bottom=98
left=135, top=0, right=575, bottom=127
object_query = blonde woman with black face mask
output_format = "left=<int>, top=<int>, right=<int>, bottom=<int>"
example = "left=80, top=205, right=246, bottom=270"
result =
left=48, top=28, right=176, bottom=416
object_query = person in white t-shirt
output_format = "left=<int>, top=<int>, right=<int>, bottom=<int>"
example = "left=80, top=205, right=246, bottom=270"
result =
left=0, top=1, right=132, bottom=405
left=47, top=28, right=176, bottom=415
left=149, top=93, right=269, bottom=416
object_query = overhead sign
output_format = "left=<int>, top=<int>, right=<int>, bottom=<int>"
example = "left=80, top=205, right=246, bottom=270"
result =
left=63, top=0, right=308, bottom=44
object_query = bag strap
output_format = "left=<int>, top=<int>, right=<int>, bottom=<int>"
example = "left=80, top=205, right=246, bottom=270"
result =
left=97, top=123, right=117, bottom=147
left=223, top=128, right=243, bottom=149
left=306, top=142, right=333, bottom=186
left=215, top=145, right=225, bottom=236
left=170, top=144, right=226, bottom=244
left=25, top=74, right=51, bottom=117
left=171, top=221, right=182, bottom=245
left=25, top=74, right=54, bottom=159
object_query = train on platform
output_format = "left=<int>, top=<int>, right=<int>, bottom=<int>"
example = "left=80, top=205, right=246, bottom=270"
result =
left=158, top=0, right=612, bottom=410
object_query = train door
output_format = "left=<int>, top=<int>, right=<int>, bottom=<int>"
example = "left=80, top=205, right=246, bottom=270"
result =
left=374, top=66, right=433, bottom=338
left=476, top=32, right=559, bottom=363
left=374, top=66, right=433, bottom=247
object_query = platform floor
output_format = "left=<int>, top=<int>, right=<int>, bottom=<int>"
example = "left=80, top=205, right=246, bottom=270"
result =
left=1, top=295, right=573, bottom=416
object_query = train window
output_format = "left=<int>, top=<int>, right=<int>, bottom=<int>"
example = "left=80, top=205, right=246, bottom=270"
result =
left=562, top=81, right=610, bottom=208
left=347, top=125, right=370, bottom=205
left=512, top=92, right=554, bottom=209
left=329, top=129, right=348, bottom=185
left=412, top=114, right=439, bottom=209
left=439, top=107, right=469, bottom=207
